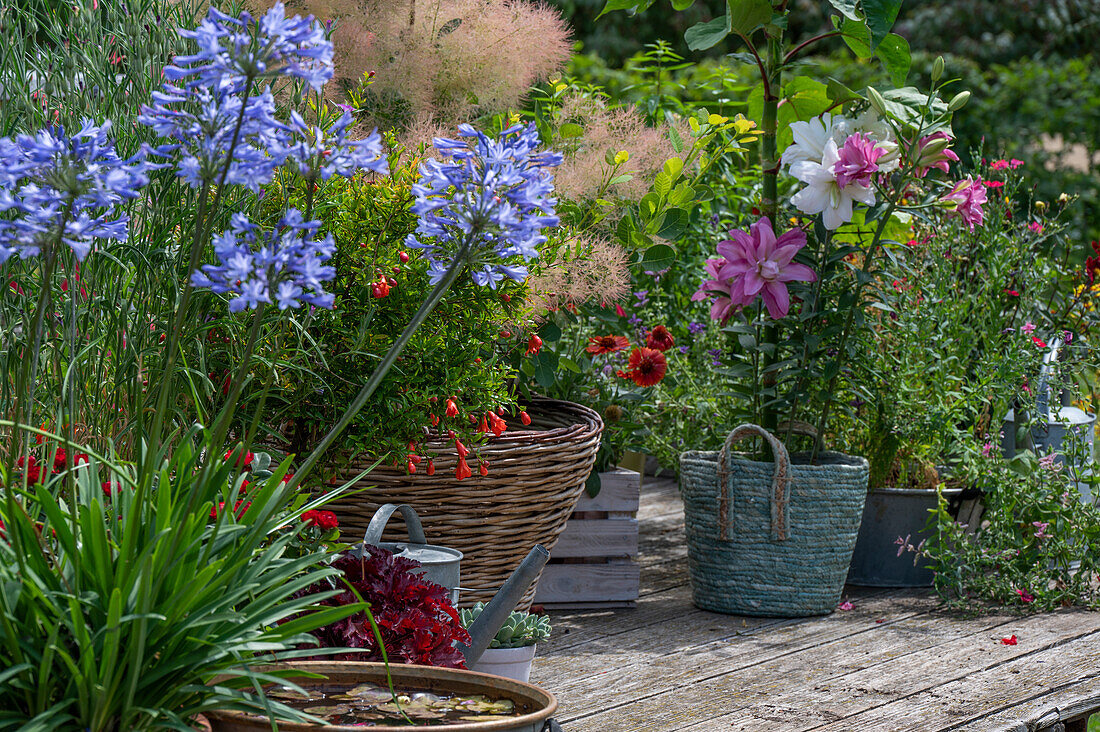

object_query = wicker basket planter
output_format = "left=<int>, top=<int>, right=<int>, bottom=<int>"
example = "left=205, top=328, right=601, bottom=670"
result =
left=325, top=398, right=603, bottom=610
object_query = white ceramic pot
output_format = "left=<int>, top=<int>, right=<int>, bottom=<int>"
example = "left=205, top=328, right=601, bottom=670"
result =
left=469, top=644, right=537, bottom=683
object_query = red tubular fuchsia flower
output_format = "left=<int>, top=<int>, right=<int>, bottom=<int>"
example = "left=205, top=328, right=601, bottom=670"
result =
left=525, top=333, right=542, bottom=356
left=693, top=217, right=817, bottom=321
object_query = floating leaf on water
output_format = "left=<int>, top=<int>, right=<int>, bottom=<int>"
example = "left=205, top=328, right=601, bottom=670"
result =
left=302, top=704, right=352, bottom=716
left=347, top=684, right=394, bottom=703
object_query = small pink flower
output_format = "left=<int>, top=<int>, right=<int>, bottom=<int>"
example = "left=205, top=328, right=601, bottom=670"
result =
left=1021, top=322, right=1036, bottom=335
left=990, top=159, right=1010, bottom=171
left=911, top=131, right=959, bottom=178
left=833, top=133, right=885, bottom=188
left=1029, top=221, right=1044, bottom=234
left=838, top=601, right=854, bottom=611
left=1015, top=589, right=1034, bottom=603
left=1032, top=520, right=1051, bottom=537
left=985, top=180, right=1005, bottom=188
left=982, top=441, right=995, bottom=458
left=941, top=177, right=988, bottom=230
left=1010, top=158, right=1025, bottom=168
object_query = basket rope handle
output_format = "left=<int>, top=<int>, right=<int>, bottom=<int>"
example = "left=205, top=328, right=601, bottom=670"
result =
left=363, top=503, right=428, bottom=546
left=717, top=424, right=792, bottom=542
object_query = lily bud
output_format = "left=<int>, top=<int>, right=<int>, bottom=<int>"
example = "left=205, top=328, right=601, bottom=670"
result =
left=931, top=56, right=945, bottom=83
left=947, top=91, right=971, bottom=112
left=866, top=87, right=888, bottom=117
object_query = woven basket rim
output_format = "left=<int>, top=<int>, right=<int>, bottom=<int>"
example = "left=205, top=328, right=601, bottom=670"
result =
left=681, top=448, right=869, bottom=472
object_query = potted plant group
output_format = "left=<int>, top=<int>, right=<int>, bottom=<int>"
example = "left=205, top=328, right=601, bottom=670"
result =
left=461, top=603, right=552, bottom=683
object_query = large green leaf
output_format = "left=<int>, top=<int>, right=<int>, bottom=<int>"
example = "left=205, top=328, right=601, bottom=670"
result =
left=685, top=14, right=731, bottom=51
left=863, top=0, right=903, bottom=51
left=838, top=15, right=871, bottom=58
left=875, top=32, right=910, bottom=86
left=826, top=0, right=860, bottom=21
left=777, top=76, right=832, bottom=149
left=641, top=243, right=676, bottom=270
left=727, top=0, right=773, bottom=35
left=597, top=0, right=656, bottom=18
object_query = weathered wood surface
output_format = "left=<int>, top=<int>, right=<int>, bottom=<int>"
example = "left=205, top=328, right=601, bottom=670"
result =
left=532, top=477, right=1100, bottom=732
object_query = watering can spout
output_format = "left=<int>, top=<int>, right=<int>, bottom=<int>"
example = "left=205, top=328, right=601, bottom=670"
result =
left=458, top=545, right=550, bottom=666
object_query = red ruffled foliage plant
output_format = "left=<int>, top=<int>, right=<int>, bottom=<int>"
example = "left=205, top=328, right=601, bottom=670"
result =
left=300, top=544, right=470, bottom=668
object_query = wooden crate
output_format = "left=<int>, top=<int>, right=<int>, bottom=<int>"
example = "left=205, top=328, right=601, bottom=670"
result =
left=533, top=467, right=641, bottom=609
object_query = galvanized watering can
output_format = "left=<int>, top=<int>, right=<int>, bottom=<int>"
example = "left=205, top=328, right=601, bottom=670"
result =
left=357, top=503, right=550, bottom=666
left=360, top=503, right=464, bottom=605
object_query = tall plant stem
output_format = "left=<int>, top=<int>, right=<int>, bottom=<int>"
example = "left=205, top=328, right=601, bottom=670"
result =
left=759, top=30, right=783, bottom=434
left=289, top=237, right=475, bottom=488
left=811, top=203, right=897, bottom=461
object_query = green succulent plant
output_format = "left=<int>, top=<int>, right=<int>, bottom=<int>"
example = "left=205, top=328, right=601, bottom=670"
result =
left=460, top=603, right=552, bottom=649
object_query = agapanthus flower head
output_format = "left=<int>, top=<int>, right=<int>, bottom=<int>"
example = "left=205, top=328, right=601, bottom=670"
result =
left=910, top=131, right=959, bottom=178
left=166, top=3, right=333, bottom=93
left=645, top=325, right=675, bottom=352
left=790, top=138, right=878, bottom=230
left=139, top=84, right=287, bottom=191
left=285, top=110, right=388, bottom=181
left=0, top=119, right=150, bottom=262
left=941, top=176, right=988, bottom=231
left=191, top=208, right=336, bottom=312
left=694, top=217, right=817, bottom=320
left=586, top=335, right=631, bottom=355
left=404, top=122, right=561, bottom=288
left=619, top=347, right=667, bottom=387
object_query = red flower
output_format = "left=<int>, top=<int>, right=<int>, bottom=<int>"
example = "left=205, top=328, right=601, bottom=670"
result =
left=210, top=501, right=250, bottom=520
left=102, top=481, right=118, bottom=496
left=1032, top=336, right=1047, bottom=349
left=620, top=347, right=668, bottom=387
left=645, top=325, right=675, bottom=352
left=1003, top=289, right=1019, bottom=297
left=488, top=412, right=506, bottom=437
left=455, top=455, right=472, bottom=481
left=984, top=180, right=1004, bottom=188
left=17, top=456, right=41, bottom=484
left=302, top=509, right=339, bottom=531
left=1001, top=635, right=1018, bottom=645
left=371, top=277, right=390, bottom=298
left=614, top=304, right=626, bottom=317
left=454, top=439, right=469, bottom=458
left=445, top=399, right=459, bottom=417
left=224, top=448, right=254, bottom=469
left=586, top=335, right=631, bottom=355
left=525, top=334, right=543, bottom=356
left=52, top=449, right=89, bottom=473
left=1016, top=588, right=1035, bottom=603
left=426, top=459, right=435, bottom=476
left=479, top=461, right=488, bottom=477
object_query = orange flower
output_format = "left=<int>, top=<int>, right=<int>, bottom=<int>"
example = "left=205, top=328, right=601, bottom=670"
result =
left=620, top=347, right=668, bottom=387
left=645, top=325, right=675, bottom=352
left=586, top=335, right=631, bottom=355
left=445, top=399, right=459, bottom=417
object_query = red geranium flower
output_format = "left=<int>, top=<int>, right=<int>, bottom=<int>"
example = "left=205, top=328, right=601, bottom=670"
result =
left=645, top=325, right=675, bottom=352
left=620, top=347, right=668, bottom=387
left=17, top=456, right=41, bottom=484
left=1032, top=336, right=1047, bottom=349
left=224, top=448, right=254, bottom=469
left=586, top=335, right=631, bottom=355
left=302, top=509, right=339, bottom=531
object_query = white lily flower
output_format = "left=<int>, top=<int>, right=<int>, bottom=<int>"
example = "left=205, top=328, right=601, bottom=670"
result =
left=781, top=114, right=839, bottom=168
left=789, top=139, right=877, bottom=230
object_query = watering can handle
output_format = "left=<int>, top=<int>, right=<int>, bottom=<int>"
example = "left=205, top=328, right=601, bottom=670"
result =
left=363, top=503, right=428, bottom=546
left=717, top=424, right=792, bottom=543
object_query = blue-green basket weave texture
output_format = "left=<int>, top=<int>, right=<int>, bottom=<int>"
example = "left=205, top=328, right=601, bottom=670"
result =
left=679, top=424, right=869, bottom=617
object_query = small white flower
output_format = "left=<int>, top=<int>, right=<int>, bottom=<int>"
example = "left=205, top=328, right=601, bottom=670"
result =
left=789, top=139, right=876, bottom=230
left=781, top=114, right=839, bottom=168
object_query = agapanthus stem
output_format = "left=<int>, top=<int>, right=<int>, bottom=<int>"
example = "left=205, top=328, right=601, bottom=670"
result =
left=289, top=235, right=475, bottom=487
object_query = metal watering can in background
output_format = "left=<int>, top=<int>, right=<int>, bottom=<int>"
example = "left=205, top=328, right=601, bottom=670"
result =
left=1002, top=338, right=1097, bottom=502
left=357, top=503, right=550, bottom=666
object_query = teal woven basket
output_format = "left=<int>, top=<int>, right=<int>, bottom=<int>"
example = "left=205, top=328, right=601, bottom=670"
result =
left=679, top=424, right=869, bottom=617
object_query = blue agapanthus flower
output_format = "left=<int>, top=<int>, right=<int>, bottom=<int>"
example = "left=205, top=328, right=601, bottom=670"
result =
left=0, top=119, right=150, bottom=262
left=285, top=110, right=388, bottom=181
left=405, top=122, right=561, bottom=288
left=191, top=209, right=336, bottom=312
left=139, top=83, right=288, bottom=191
left=166, top=3, right=333, bottom=93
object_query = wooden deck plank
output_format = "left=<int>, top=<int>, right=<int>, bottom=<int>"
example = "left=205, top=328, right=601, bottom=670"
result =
left=534, top=474, right=1100, bottom=732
